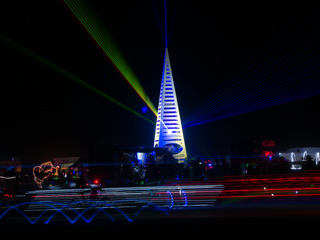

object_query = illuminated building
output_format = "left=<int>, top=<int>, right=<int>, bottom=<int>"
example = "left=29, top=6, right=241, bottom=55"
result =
left=154, top=48, right=187, bottom=161
left=279, top=147, right=320, bottom=165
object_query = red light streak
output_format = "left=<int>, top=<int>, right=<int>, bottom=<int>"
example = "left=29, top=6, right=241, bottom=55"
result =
left=32, top=194, right=92, bottom=198
left=217, top=173, right=320, bottom=203
left=28, top=173, right=320, bottom=210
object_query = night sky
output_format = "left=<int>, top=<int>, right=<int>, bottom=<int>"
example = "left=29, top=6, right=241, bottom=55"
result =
left=1, top=0, right=320, bottom=163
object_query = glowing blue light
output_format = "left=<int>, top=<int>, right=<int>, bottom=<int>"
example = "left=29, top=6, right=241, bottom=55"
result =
left=181, top=189, right=187, bottom=207
left=142, top=106, right=148, bottom=113
left=0, top=199, right=170, bottom=224
left=167, top=191, right=174, bottom=209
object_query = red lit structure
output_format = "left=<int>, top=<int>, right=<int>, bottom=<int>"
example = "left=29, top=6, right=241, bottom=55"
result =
left=228, top=139, right=282, bottom=175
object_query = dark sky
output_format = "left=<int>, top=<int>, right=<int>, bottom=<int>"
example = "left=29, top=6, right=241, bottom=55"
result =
left=1, top=0, right=320, bottom=162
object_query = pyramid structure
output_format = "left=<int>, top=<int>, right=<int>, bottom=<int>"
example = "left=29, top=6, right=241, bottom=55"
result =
left=154, top=48, right=187, bottom=161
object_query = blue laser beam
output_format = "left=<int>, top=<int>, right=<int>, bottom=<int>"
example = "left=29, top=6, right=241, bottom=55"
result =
left=191, top=4, right=320, bottom=116
left=164, top=0, right=168, bottom=48
left=197, top=62, right=320, bottom=119
left=188, top=5, right=320, bottom=125
left=194, top=33, right=320, bottom=118
left=186, top=44, right=320, bottom=127
left=184, top=83, right=320, bottom=128
left=185, top=73, right=320, bottom=127
left=151, top=0, right=165, bottom=43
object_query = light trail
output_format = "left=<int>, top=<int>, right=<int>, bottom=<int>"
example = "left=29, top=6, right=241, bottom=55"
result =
left=193, top=38, right=320, bottom=120
left=64, top=0, right=157, bottom=116
left=185, top=4, right=320, bottom=128
left=219, top=173, right=320, bottom=204
left=194, top=1, right=318, bottom=118
left=190, top=7, right=319, bottom=116
left=151, top=0, right=165, bottom=44
left=4, top=175, right=320, bottom=224
left=26, top=184, right=223, bottom=210
left=0, top=33, right=155, bottom=125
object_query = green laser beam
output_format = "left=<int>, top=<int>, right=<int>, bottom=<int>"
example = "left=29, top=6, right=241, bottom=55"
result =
left=0, top=33, right=155, bottom=125
left=64, top=0, right=157, bottom=116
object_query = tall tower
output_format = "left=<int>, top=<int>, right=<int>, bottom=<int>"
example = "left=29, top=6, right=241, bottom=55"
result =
left=154, top=48, right=187, bottom=161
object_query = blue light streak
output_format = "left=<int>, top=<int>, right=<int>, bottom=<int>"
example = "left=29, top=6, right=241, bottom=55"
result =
left=164, top=0, right=168, bottom=48
left=0, top=200, right=170, bottom=224
left=191, top=9, right=320, bottom=117
left=167, top=191, right=174, bottom=209
left=181, top=189, right=188, bottom=207
left=151, top=0, right=165, bottom=44
left=0, top=185, right=223, bottom=224
left=184, top=59, right=320, bottom=128
left=151, top=0, right=168, bottom=48
left=186, top=7, right=320, bottom=127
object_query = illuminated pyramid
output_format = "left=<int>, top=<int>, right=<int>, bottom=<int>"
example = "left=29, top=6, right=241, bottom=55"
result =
left=154, top=48, right=187, bottom=161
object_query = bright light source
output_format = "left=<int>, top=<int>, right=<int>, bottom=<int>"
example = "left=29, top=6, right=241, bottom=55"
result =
left=0, top=33, right=155, bottom=125
left=291, top=164, right=302, bottom=170
left=142, top=106, right=148, bottom=113
left=64, top=0, right=157, bottom=116
left=290, top=152, right=296, bottom=162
